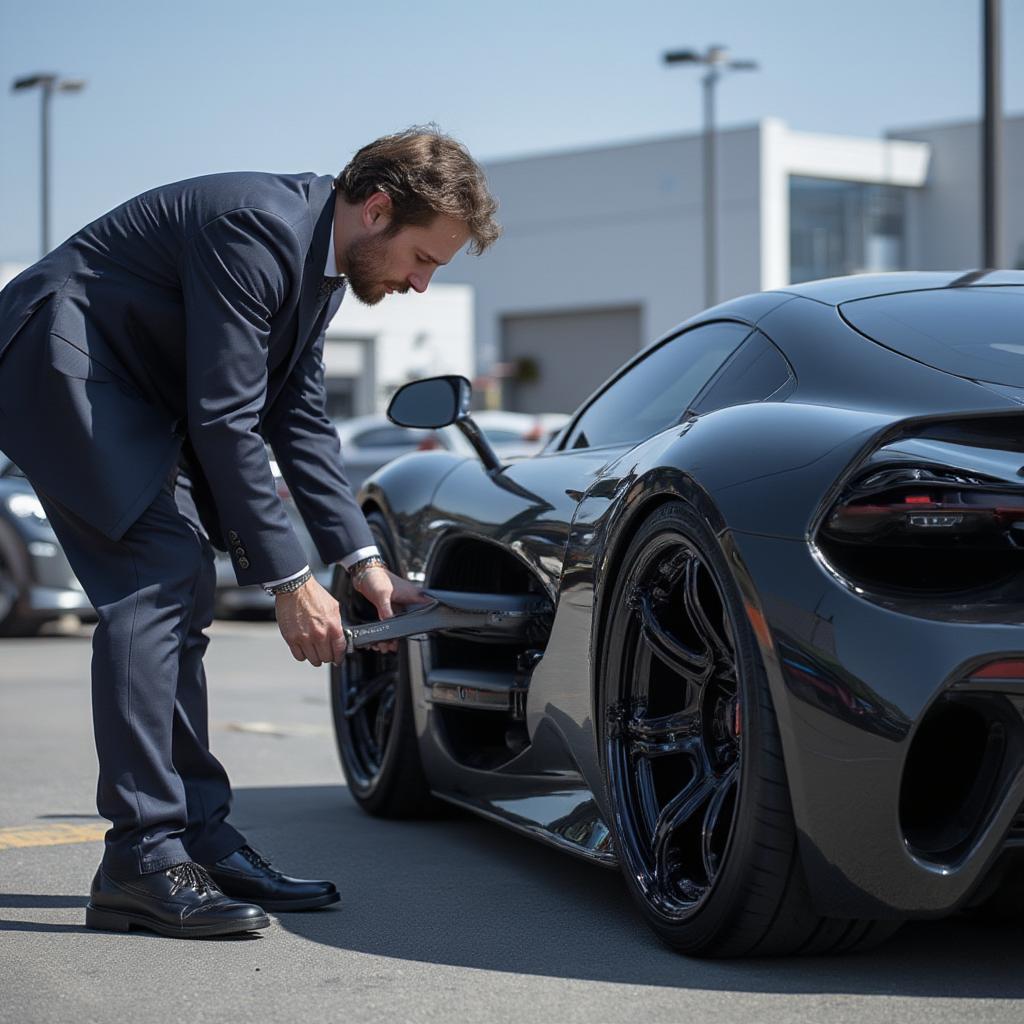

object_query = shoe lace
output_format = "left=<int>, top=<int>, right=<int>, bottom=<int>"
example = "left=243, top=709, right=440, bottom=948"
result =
left=239, top=846, right=281, bottom=876
left=166, top=861, right=218, bottom=897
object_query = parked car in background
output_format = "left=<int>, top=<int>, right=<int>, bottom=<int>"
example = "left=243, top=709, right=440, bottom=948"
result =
left=335, top=411, right=571, bottom=489
left=334, top=415, right=462, bottom=493
left=472, top=411, right=570, bottom=458
left=0, top=454, right=92, bottom=634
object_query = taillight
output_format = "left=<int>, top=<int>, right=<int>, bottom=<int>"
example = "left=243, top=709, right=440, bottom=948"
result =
left=822, top=468, right=1024, bottom=549
left=817, top=466, right=1024, bottom=594
left=417, top=435, right=441, bottom=451
left=968, top=660, right=1024, bottom=684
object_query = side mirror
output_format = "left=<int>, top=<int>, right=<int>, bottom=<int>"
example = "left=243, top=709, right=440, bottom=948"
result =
left=386, top=375, right=503, bottom=474
left=387, top=375, right=471, bottom=429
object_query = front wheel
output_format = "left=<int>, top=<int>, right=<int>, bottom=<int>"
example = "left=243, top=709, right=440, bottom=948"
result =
left=599, top=501, right=900, bottom=957
left=329, top=511, right=437, bottom=818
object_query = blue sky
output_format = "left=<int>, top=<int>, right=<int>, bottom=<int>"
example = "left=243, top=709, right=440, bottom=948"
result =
left=2, top=0, right=1022, bottom=263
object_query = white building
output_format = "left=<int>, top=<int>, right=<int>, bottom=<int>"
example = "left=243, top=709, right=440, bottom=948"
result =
left=443, top=115, right=1023, bottom=414
left=6, top=112, right=1024, bottom=418
left=321, top=283, right=474, bottom=418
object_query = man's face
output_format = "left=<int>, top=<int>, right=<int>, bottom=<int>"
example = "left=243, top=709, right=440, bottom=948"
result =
left=342, top=210, right=470, bottom=306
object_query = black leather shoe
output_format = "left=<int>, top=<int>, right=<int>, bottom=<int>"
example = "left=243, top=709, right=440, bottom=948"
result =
left=85, top=861, right=271, bottom=938
left=203, top=845, right=340, bottom=911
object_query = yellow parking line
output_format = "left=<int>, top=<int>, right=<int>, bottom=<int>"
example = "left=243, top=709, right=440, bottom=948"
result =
left=0, top=822, right=106, bottom=850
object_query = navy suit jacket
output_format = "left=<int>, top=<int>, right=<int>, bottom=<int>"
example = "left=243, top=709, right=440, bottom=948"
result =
left=0, top=172, right=373, bottom=585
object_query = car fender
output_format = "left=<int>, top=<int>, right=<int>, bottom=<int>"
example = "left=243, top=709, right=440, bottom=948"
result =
left=359, top=450, right=471, bottom=576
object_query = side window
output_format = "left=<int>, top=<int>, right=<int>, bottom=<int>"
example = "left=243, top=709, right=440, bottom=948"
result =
left=565, top=322, right=751, bottom=450
left=691, top=331, right=794, bottom=414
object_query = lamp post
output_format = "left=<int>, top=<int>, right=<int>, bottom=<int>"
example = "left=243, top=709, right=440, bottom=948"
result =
left=11, top=73, right=87, bottom=256
left=663, top=46, right=758, bottom=308
left=982, top=0, right=1002, bottom=268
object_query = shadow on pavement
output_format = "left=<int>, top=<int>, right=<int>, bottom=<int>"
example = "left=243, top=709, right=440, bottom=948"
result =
left=227, top=783, right=1024, bottom=997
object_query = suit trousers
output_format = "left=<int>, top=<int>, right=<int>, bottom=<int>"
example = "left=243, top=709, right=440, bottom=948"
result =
left=36, top=475, right=245, bottom=877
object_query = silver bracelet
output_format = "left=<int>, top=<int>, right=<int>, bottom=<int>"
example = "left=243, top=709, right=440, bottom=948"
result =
left=263, top=569, right=313, bottom=595
left=349, top=555, right=386, bottom=586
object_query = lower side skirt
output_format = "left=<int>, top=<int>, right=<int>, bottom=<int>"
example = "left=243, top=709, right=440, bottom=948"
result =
left=432, top=788, right=619, bottom=869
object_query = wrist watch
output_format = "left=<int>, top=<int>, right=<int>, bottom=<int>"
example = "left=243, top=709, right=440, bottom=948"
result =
left=349, top=554, right=386, bottom=584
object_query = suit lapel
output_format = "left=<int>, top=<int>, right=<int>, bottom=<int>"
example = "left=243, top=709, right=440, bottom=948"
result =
left=290, top=175, right=337, bottom=372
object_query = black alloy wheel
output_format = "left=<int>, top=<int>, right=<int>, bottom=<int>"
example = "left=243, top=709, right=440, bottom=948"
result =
left=600, top=501, right=900, bottom=956
left=606, top=528, right=741, bottom=919
left=329, top=511, right=436, bottom=818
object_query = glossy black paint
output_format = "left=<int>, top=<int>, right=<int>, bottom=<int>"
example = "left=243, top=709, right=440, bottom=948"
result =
left=352, top=272, right=1024, bottom=917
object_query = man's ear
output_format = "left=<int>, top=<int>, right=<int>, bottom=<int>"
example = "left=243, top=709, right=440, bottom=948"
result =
left=362, top=191, right=393, bottom=231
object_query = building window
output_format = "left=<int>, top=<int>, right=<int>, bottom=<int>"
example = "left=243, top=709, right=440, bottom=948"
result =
left=789, top=176, right=907, bottom=284
left=324, top=377, right=356, bottom=421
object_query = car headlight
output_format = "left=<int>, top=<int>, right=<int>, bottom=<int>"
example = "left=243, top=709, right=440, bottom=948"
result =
left=6, top=493, right=48, bottom=523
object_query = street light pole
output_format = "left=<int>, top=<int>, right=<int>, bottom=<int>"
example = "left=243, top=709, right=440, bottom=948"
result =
left=982, top=0, right=1002, bottom=268
left=11, top=73, right=87, bottom=256
left=702, top=66, right=718, bottom=310
left=664, top=46, right=758, bottom=308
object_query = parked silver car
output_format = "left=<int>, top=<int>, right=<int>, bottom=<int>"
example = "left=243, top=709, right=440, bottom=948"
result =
left=0, top=454, right=93, bottom=634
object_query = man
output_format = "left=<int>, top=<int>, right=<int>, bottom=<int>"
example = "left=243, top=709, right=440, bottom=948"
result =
left=0, top=126, right=500, bottom=938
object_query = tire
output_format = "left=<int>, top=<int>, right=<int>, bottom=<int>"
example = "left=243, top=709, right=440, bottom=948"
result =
left=329, top=510, right=438, bottom=818
left=599, top=500, right=901, bottom=957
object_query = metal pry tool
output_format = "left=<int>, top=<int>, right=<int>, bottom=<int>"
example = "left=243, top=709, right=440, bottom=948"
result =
left=342, top=589, right=551, bottom=652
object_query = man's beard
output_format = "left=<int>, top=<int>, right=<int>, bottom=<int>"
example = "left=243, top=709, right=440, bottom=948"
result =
left=342, top=232, right=407, bottom=306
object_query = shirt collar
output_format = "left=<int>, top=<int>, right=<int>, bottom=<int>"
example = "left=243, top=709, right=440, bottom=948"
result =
left=325, top=223, right=337, bottom=277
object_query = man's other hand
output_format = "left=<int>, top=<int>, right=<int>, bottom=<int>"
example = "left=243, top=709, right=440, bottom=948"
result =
left=275, top=577, right=346, bottom=666
left=353, top=567, right=429, bottom=653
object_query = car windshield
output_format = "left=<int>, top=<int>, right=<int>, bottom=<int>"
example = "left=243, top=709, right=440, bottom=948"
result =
left=840, top=286, right=1024, bottom=386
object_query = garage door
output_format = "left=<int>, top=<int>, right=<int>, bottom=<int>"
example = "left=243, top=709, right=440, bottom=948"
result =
left=500, top=306, right=642, bottom=414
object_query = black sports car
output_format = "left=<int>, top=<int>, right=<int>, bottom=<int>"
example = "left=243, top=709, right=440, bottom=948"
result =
left=330, top=271, right=1024, bottom=957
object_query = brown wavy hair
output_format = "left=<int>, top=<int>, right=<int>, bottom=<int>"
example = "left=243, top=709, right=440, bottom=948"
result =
left=336, top=125, right=501, bottom=255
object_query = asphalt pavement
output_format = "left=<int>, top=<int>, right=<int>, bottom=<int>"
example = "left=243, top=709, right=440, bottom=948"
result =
left=2, top=621, right=1023, bottom=1024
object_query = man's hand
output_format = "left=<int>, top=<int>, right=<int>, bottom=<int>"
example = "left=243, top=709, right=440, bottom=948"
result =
left=275, top=576, right=346, bottom=666
left=353, top=567, right=430, bottom=653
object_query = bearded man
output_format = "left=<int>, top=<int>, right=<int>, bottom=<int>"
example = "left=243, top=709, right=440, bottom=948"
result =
left=0, top=126, right=500, bottom=938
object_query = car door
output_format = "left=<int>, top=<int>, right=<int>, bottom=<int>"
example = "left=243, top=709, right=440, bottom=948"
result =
left=430, top=321, right=755, bottom=594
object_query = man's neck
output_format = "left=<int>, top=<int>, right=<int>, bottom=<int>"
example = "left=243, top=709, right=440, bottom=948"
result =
left=332, top=197, right=366, bottom=277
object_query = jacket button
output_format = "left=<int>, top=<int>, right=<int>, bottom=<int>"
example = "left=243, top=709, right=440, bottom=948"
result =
left=227, top=530, right=239, bottom=543
left=238, top=557, right=250, bottom=570
left=234, top=547, right=246, bottom=558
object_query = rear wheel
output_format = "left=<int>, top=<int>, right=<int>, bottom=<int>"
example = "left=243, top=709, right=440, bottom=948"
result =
left=599, top=501, right=901, bottom=956
left=329, top=511, right=437, bottom=818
